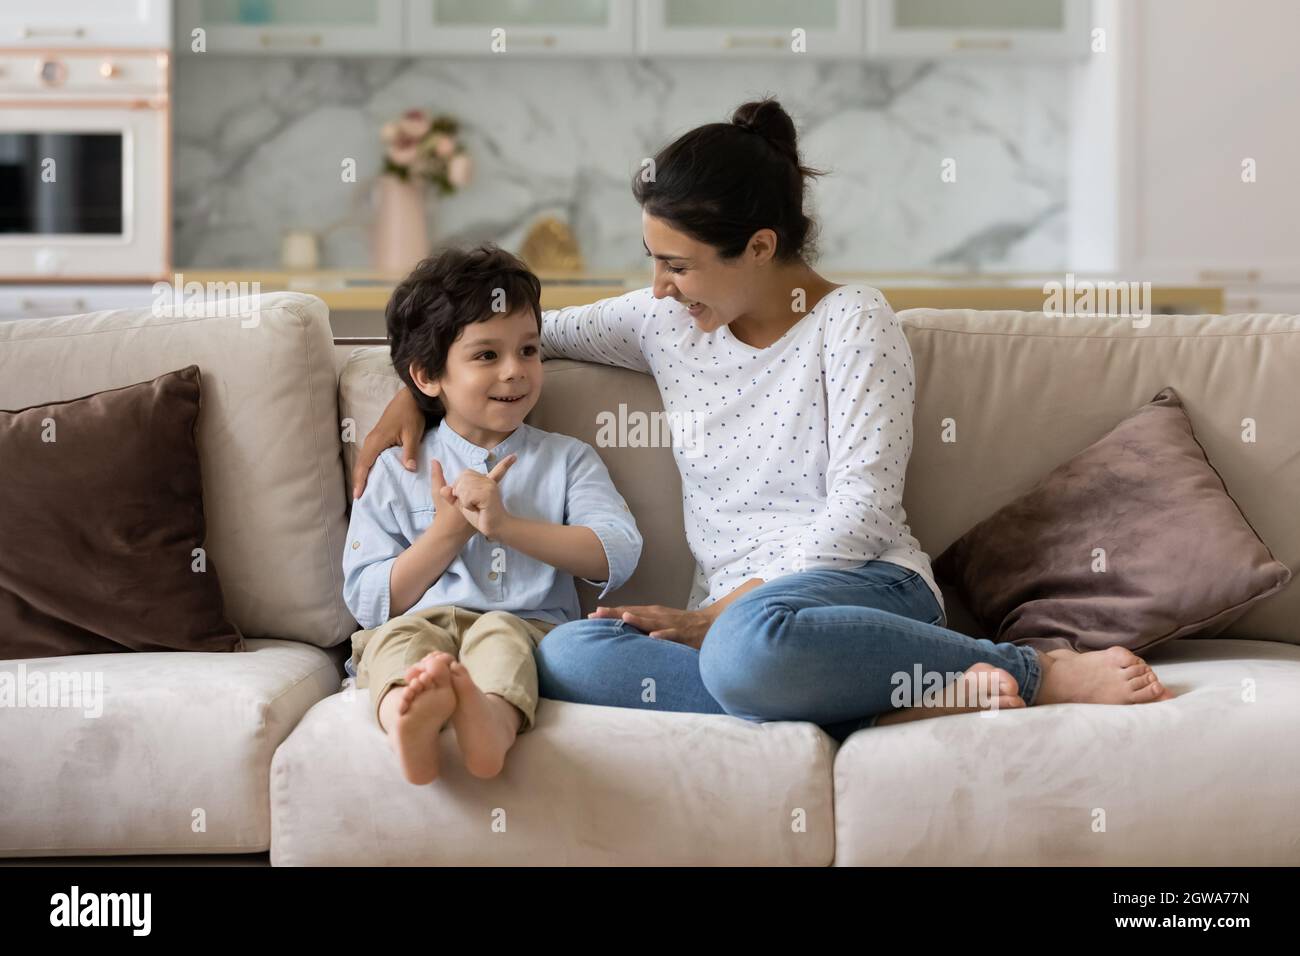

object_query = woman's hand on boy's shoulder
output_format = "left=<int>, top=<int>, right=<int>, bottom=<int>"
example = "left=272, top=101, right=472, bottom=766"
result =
left=353, top=388, right=425, bottom=500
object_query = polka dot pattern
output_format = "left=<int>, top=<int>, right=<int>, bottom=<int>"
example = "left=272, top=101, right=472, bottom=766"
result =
left=543, top=284, right=944, bottom=616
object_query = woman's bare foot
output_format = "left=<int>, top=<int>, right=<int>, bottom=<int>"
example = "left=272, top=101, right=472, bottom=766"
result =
left=1035, top=645, right=1175, bottom=706
left=875, top=662, right=1026, bottom=726
left=447, top=660, right=524, bottom=779
left=378, top=652, right=457, bottom=785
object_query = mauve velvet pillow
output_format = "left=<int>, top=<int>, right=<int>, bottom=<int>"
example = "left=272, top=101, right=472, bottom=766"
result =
left=934, top=386, right=1291, bottom=654
left=0, top=365, right=243, bottom=659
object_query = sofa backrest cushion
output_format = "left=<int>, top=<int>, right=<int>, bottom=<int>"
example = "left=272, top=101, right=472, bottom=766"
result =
left=0, top=292, right=354, bottom=648
left=337, top=307, right=1300, bottom=647
left=900, top=309, right=1300, bottom=645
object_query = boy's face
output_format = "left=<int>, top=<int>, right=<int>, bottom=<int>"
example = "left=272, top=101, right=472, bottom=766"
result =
left=411, top=307, right=543, bottom=446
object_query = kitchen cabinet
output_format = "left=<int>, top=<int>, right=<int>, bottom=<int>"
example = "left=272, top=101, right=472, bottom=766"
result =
left=407, top=0, right=634, bottom=55
left=867, top=0, right=1091, bottom=57
left=0, top=286, right=159, bottom=322
left=176, top=0, right=1093, bottom=59
left=176, top=0, right=404, bottom=54
left=638, top=0, right=864, bottom=57
left=1076, top=0, right=1300, bottom=289
left=0, top=0, right=170, bottom=47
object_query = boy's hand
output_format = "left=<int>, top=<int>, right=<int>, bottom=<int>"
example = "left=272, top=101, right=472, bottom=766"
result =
left=449, top=454, right=518, bottom=539
left=430, top=459, right=476, bottom=541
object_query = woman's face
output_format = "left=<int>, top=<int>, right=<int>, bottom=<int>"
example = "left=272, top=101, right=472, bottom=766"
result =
left=642, top=211, right=774, bottom=332
left=410, top=308, right=543, bottom=444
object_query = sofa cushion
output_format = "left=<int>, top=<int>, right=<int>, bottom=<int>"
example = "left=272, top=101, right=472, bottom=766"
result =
left=338, top=347, right=696, bottom=614
left=833, top=638, right=1300, bottom=865
left=0, top=292, right=354, bottom=648
left=0, top=365, right=244, bottom=659
left=0, top=639, right=340, bottom=856
left=270, top=692, right=835, bottom=865
left=933, top=386, right=1291, bottom=654
left=900, top=308, right=1300, bottom=646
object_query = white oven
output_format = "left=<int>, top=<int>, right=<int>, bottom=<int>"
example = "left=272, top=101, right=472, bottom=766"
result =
left=0, top=48, right=170, bottom=281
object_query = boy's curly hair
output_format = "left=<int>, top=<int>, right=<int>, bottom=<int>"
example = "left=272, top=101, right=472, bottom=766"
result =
left=385, top=244, right=542, bottom=428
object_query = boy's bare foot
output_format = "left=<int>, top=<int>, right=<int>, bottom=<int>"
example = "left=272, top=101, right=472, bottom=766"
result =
left=875, top=662, right=1026, bottom=726
left=1035, top=645, right=1175, bottom=706
left=447, top=660, right=523, bottom=779
left=379, top=652, right=457, bottom=785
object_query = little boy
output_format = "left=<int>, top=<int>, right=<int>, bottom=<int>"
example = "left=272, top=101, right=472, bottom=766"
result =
left=342, top=245, right=642, bottom=785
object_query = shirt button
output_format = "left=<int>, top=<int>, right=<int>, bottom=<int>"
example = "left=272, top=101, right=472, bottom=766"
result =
left=488, top=571, right=499, bottom=581
left=351, top=541, right=360, bottom=549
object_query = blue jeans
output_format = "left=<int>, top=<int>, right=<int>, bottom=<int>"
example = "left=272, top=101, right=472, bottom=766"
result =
left=536, top=560, right=1044, bottom=740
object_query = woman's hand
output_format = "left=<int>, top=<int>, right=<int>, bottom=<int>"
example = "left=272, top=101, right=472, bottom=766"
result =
left=589, top=603, right=718, bottom=650
left=352, top=388, right=426, bottom=499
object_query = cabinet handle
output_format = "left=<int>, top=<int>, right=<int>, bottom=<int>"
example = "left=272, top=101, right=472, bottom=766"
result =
left=1198, top=269, right=1259, bottom=282
left=724, top=35, right=785, bottom=49
left=21, top=25, right=87, bottom=38
left=259, top=32, right=323, bottom=48
left=953, top=37, right=1012, bottom=50
left=20, top=297, right=88, bottom=313
left=509, top=34, right=558, bottom=47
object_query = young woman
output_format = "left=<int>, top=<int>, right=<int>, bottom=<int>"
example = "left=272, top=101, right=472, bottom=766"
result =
left=353, top=99, right=1173, bottom=738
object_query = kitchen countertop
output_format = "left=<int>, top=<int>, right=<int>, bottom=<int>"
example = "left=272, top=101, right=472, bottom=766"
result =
left=179, top=268, right=1225, bottom=315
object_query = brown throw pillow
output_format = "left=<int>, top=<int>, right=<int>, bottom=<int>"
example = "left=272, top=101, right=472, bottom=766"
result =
left=0, top=365, right=243, bottom=659
left=934, top=386, right=1291, bottom=654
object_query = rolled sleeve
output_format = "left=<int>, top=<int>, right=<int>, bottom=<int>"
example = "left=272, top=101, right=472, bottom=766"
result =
left=757, top=302, right=915, bottom=582
left=342, top=454, right=410, bottom=630
left=563, top=441, right=643, bottom=598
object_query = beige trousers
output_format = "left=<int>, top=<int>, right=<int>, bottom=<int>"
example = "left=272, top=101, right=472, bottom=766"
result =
left=350, top=605, right=557, bottom=732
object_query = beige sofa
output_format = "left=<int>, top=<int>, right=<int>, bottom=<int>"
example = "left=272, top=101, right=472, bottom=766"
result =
left=2, top=291, right=1297, bottom=865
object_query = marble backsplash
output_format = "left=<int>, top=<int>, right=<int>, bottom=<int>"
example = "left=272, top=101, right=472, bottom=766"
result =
left=173, top=54, right=1068, bottom=273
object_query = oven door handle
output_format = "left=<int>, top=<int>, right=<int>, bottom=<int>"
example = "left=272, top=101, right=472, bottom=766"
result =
left=21, top=25, right=88, bottom=39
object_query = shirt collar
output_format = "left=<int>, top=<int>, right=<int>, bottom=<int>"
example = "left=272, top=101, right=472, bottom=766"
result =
left=435, top=418, right=527, bottom=468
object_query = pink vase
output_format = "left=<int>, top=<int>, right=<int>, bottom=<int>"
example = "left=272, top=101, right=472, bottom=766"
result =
left=372, top=174, right=430, bottom=276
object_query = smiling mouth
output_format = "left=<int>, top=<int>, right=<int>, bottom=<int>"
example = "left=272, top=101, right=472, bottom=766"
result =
left=490, top=394, right=527, bottom=403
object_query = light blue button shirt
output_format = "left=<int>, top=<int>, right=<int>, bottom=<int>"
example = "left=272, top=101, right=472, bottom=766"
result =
left=342, top=418, right=642, bottom=633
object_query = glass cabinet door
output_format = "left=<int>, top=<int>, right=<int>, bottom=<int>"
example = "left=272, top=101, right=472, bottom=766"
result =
left=177, top=0, right=404, bottom=53
left=407, top=0, right=634, bottom=54
left=638, top=0, right=864, bottom=56
left=867, top=0, right=1091, bottom=57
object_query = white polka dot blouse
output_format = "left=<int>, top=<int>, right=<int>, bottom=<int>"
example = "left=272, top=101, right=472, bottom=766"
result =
left=541, top=284, right=944, bottom=619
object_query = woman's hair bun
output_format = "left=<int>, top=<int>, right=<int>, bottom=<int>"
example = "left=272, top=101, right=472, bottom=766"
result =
left=731, top=98, right=800, bottom=161
left=632, top=97, right=823, bottom=263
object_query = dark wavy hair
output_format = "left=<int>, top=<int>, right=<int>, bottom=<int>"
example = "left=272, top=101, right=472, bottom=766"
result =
left=385, top=244, right=542, bottom=427
left=632, top=98, right=824, bottom=262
